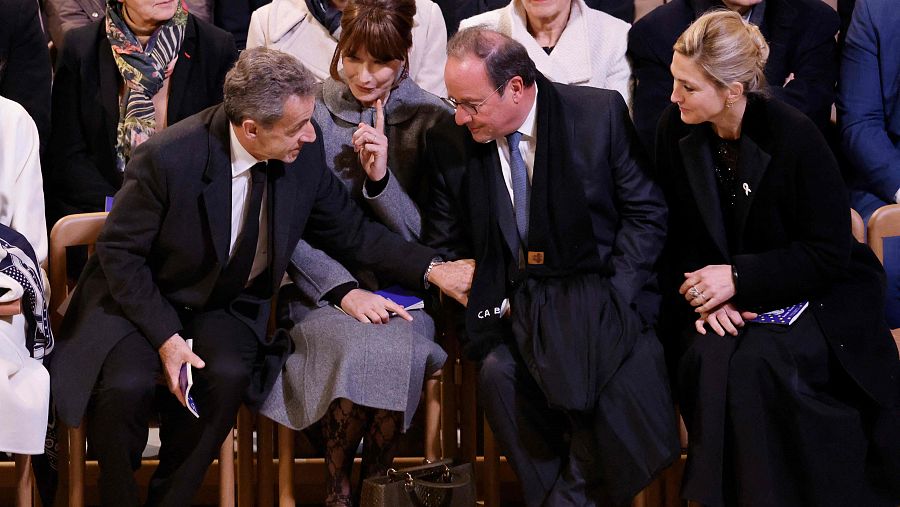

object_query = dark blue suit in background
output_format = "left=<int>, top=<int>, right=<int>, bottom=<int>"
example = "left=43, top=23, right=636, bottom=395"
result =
left=837, top=0, right=900, bottom=326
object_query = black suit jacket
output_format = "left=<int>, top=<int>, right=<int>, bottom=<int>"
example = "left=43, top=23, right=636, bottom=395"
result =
left=423, top=77, right=667, bottom=354
left=655, top=95, right=900, bottom=409
left=628, top=0, right=840, bottom=153
left=50, top=104, right=437, bottom=426
left=0, top=0, right=52, bottom=153
left=47, top=14, right=237, bottom=225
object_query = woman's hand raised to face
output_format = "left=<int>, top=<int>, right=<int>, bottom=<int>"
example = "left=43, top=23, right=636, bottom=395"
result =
left=352, top=99, right=389, bottom=182
left=679, top=264, right=737, bottom=314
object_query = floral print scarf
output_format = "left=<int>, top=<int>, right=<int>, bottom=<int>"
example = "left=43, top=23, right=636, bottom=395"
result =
left=106, top=0, right=187, bottom=172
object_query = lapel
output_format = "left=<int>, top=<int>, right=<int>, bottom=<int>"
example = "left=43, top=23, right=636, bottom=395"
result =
left=167, top=16, right=197, bottom=124
left=97, top=33, right=120, bottom=162
left=267, top=159, right=294, bottom=290
left=679, top=127, right=730, bottom=259
left=201, top=106, right=234, bottom=268
left=732, top=134, right=770, bottom=244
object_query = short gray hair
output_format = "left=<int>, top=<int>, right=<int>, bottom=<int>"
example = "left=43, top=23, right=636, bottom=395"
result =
left=224, top=47, right=316, bottom=128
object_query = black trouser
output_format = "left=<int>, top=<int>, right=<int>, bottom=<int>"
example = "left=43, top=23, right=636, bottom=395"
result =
left=87, top=308, right=258, bottom=507
left=478, top=343, right=597, bottom=507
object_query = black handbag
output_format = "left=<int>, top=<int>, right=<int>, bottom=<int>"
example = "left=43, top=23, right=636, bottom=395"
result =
left=359, top=459, right=476, bottom=507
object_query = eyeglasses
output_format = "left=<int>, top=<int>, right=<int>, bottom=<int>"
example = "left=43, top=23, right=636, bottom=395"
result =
left=442, top=81, right=508, bottom=116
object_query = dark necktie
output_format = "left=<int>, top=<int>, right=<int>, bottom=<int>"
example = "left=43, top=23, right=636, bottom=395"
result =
left=215, top=162, right=267, bottom=301
left=505, top=131, right=529, bottom=245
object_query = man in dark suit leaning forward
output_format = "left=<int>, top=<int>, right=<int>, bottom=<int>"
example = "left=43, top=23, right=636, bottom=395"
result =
left=423, top=28, right=679, bottom=506
left=50, top=47, right=469, bottom=507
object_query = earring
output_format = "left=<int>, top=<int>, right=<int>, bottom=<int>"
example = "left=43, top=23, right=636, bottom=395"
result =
left=725, top=100, right=734, bottom=108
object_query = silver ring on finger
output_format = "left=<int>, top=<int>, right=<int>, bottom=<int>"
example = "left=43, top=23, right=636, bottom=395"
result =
left=688, top=285, right=701, bottom=299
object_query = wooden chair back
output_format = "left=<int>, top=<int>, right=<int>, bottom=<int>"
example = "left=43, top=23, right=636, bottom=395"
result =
left=850, top=208, right=865, bottom=243
left=48, top=212, right=108, bottom=328
left=866, top=204, right=900, bottom=358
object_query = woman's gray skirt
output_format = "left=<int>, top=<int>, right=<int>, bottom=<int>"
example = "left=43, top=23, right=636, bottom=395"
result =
left=261, top=303, right=447, bottom=430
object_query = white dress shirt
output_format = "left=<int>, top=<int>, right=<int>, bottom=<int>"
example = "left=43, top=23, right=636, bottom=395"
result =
left=228, top=125, right=269, bottom=283
left=495, top=89, right=539, bottom=208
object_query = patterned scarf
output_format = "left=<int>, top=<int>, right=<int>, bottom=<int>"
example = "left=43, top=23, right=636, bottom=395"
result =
left=106, top=0, right=187, bottom=172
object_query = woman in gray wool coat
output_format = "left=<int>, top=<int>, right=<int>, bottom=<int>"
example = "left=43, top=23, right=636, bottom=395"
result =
left=258, top=0, right=449, bottom=504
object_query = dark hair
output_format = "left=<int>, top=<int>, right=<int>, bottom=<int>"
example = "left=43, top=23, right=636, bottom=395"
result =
left=447, top=26, right=537, bottom=93
left=224, top=47, right=316, bottom=128
left=328, top=0, right=416, bottom=82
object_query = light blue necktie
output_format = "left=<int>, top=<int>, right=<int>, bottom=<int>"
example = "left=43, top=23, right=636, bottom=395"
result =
left=505, top=131, right=529, bottom=245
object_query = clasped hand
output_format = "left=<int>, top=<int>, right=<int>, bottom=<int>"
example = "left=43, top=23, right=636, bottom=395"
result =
left=680, top=265, right=757, bottom=336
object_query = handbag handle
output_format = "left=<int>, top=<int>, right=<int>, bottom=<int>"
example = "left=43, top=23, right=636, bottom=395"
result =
left=401, top=465, right=471, bottom=507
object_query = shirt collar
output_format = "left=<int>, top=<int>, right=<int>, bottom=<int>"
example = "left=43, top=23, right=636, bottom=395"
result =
left=516, top=88, right=538, bottom=141
left=229, top=123, right=265, bottom=177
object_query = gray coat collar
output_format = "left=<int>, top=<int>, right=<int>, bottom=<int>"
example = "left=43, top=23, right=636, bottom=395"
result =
left=321, top=76, right=428, bottom=126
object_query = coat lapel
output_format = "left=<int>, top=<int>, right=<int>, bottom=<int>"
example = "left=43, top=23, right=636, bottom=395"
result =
left=732, top=134, right=771, bottom=244
left=97, top=35, right=119, bottom=162
left=166, top=16, right=197, bottom=123
left=679, top=128, right=730, bottom=259
left=202, top=107, right=233, bottom=268
left=267, top=160, right=293, bottom=290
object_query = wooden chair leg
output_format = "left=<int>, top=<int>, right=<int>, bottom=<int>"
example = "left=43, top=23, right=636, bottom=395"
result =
left=277, top=424, right=295, bottom=507
left=256, top=416, right=274, bottom=507
left=15, top=454, right=33, bottom=507
left=237, top=407, right=254, bottom=507
left=219, top=429, right=236, bottom=507
left=440, top=354, right=459, bottom=461
left=459, top=360, right=478, bottom=465
left=424, top=370, right=443, bottom=462
left=68, top=424, right=85, bottom=507
left=483, top=416, right=500, bottom=507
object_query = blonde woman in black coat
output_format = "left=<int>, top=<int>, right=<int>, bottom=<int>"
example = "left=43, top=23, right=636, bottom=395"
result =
left=655, top=10, right=900, bottom=507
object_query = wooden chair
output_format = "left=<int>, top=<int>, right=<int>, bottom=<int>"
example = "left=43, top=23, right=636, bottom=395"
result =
left=851, top=208, right=866, bottom=243
left=48, top=212, right=236, bottom=506
left=866, top=204, right=900, bottom=357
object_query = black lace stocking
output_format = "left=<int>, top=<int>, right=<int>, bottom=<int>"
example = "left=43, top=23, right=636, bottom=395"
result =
left=322, top=398, right=367, bottom=507
left=360, top=409, right=403, bottom=483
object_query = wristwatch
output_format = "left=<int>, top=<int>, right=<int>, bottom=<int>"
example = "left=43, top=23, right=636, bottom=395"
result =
left=423, top=257, right=444, bottom=289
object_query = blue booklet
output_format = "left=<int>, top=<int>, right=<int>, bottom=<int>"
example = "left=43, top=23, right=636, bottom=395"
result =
left=178, top=339, right=199, bottom=418
left=375, top=285, right=425, bottom=310
left=750, top=301, right=809, bottom=326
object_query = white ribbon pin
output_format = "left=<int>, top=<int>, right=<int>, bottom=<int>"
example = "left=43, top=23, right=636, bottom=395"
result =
left=742, top=182, right=752, bottom=196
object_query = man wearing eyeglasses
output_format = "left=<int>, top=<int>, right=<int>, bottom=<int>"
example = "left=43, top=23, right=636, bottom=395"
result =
left=423, top=27, right=678, bottom=507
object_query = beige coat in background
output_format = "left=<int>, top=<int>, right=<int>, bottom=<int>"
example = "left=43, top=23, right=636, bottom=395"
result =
left=246, top=0, right=449, bottom=96
left=460, top=0, right=632, bottom=106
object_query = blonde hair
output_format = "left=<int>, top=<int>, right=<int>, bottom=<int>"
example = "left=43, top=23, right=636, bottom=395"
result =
left=673, top=9, right=769, bottom=93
